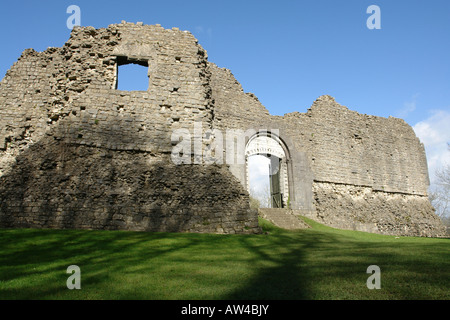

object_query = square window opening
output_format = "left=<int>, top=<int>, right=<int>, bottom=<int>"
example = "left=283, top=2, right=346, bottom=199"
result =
left=115, top=56, right=149, bottom=91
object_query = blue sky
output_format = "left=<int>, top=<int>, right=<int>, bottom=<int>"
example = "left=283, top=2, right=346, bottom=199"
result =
left=0, top=0, right=449, bottom=190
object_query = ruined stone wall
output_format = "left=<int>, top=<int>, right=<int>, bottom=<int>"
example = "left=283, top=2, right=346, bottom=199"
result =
left=310, top=182, right=442, bottom=237
left=285, top=96, right=443, bottom=237
left=0, top=22, right=445, bottom=236
left=0, top=139, right=255, bottom=233
left=296, top=95, right=430, bottom=195
left=0, top=22, right=260, bottom=234
left=208, top=64, right=445, bottom=237
left=0, top=23, right=213, bottom=162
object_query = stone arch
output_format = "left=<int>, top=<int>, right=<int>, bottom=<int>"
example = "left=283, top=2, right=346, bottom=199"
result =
left=245, top=131, right=293, bottom=208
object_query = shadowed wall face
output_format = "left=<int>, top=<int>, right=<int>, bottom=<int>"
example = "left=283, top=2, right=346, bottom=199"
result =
left=0, top=139, right=258, bottom=233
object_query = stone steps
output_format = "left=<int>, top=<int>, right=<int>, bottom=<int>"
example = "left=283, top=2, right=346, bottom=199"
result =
left=258, top=208, right=311, bottom=230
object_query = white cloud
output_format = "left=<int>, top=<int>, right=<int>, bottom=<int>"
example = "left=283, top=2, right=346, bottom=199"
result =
left=396, top=93, right=419, bottom=119
left=413, top=109, right=450, bottom=186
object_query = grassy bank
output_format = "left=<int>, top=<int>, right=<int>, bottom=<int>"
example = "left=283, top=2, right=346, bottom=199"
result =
left=0, top=217, right=448, bottom=300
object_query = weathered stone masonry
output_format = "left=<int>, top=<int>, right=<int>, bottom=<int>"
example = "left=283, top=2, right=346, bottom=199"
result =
left=0, top=22, right=446, bottom=236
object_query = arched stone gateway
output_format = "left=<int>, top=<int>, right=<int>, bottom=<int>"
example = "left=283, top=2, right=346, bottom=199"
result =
left=245, top=132, right=290, bottom=208
left=225, top=129, right=314, bottom=213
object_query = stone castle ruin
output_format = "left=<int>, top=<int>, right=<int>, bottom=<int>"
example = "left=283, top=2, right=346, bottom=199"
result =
left=0, top=22, right=446, bottom=237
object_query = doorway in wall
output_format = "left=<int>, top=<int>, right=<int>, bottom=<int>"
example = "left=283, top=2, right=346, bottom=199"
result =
left=245, top=133, right=290, bottom=208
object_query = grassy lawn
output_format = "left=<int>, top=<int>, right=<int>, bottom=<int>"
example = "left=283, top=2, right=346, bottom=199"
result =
left=0, top=217, right=448, bottom=300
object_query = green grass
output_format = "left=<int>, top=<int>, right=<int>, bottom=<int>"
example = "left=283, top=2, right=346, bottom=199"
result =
left=0, top=217, right=448, bottom=300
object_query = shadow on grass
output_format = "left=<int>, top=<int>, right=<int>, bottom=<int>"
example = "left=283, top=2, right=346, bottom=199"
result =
left=0, top=229, right=207, bottom=299
left=0, top=223, right=333, bottom=300
left=0, top=219, right=449, bottom=300
left=224, top=219, right=450, bottom=300
left=223, top=224, right=320, bottom=299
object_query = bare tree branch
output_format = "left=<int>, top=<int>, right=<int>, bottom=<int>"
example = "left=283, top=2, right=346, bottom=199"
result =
left=430, top=163, right=450, bottom=221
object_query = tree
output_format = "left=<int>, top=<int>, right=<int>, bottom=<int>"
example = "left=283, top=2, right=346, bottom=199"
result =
left=249, top=196, right=261, bottom=210
left=430, top=164, right=450, bottom=219
left=429, top=145, right=450, bottom=228
left=249, top=185, right=271, bottom=209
